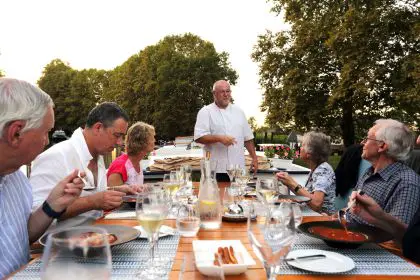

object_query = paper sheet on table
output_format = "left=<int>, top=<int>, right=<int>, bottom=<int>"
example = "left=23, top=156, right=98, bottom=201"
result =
left=104, top=211, right=136, bottom=219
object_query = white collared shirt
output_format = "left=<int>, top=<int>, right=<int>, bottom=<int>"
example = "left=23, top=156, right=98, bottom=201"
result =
left=30, top=128, right=106, bottom=222
left=194, top=103, right=254, bottom=173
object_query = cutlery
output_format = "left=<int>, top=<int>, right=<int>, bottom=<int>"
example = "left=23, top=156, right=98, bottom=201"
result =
left=338, top=191, right=365, bottom=226
left=285, top=254, right=326, bottom=262
left=78, top=170, right=96, bottom=190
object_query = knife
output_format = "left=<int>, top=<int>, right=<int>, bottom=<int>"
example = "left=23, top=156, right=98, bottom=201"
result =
left=284, top=254, right=326, bottom=262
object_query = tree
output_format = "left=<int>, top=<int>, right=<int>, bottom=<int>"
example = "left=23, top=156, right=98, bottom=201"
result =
left=104, top=33, right=238, bottom=139
left=253, top=0, right=420, bottom=146
left=38, top=59, right=107, bottom=132
left=38, top=59, right=74, bottom=132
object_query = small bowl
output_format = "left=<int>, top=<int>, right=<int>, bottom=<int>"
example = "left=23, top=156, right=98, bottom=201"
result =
left=298, top=220, right=393, bottom=249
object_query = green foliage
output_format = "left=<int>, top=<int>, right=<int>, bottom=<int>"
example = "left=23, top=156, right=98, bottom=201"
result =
left=253, top=0, right=420, bottom=146
left=104, top=33, right=238, bottom=139
left=293, top=154, right=341, bottom=170
left=37, top=59, right=107, bottom=132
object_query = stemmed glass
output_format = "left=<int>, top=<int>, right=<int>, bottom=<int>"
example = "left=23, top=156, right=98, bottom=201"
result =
left=40, top=226, right=112, bottom=280
left=256, top=178, right=278, bottom=204
left=235, top=168, right=251, bottom=197
left=247, top=202, right=297, bottom=280
left=136, top=186, right=171, bottom=279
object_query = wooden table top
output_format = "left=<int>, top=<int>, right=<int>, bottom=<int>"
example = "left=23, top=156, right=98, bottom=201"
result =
left=94, top=182, right=420, bottom=280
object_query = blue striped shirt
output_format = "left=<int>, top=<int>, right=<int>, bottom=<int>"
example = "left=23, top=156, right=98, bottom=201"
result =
left=0, top=170, right=32, bottom=279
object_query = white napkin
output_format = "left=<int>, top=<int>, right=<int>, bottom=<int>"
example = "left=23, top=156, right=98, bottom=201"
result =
left=104, top=211, right=136, bottom=219
left=134, top=225, right=175, bottom=238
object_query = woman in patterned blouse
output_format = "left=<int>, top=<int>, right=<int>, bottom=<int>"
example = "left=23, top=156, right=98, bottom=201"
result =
left=277, top=131, right=336, bottom=215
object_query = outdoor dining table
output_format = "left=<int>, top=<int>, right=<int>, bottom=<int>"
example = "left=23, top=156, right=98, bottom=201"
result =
left=94, top=182, right=420, bottom=280
left=14, top=182, right=420, bottom=279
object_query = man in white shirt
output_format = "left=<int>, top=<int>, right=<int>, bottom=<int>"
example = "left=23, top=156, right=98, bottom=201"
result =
left=30, top=102, right=137, bottom=226
left=0, top=78, right=84, bottom=278
left=194, top=80, right=258, bottom=181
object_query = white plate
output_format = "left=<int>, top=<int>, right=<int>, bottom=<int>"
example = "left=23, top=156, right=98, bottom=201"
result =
left=134, top=225, right=175, bottom=239
left=286, top=249, right=355, bottom=273
left=193, top=240, right=256, bottom=276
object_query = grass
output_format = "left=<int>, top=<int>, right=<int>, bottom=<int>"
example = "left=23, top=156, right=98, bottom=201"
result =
left=293, top=154, right=341, bottom=170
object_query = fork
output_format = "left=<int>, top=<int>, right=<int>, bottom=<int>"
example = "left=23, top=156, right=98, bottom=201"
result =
left=78, top=170, right=95, bottom=190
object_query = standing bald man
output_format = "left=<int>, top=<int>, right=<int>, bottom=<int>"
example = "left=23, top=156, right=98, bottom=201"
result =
left=194, top=80, right=258, bottom=181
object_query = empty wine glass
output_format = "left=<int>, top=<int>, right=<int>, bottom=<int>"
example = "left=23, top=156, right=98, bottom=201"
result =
left=136, top=187, right=171, bottom=279
left=247, top=202, right=297, bottom=280
left=256, top=178, right=278, bottom=204
left=278, top=202, right=303, bottom=228
left=40, top=226, right=112, bottom=280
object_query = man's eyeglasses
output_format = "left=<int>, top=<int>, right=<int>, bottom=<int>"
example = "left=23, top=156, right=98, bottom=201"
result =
left=361, top=137, right=384, bottom=144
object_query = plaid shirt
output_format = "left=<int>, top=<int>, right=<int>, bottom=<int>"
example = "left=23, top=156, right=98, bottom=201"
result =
left=349, top=161, right=420, bottom=225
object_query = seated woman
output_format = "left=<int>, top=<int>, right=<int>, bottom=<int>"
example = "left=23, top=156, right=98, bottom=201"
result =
left=276, top=131, right=336, bottom=215
left=107, top=122, right=155, bottom=186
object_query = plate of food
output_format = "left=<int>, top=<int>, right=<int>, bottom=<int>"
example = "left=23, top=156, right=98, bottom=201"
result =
left=193, top=240, right=256, bottom=276
left=298, top=220, right=393, bottom=249
left=39, top=224, right=139, bottom=247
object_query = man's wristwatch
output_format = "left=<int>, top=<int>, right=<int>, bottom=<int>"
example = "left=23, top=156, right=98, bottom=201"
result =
left=294, top=184, right=302, bottom=193
left=42, top=201, right=66, bottom=219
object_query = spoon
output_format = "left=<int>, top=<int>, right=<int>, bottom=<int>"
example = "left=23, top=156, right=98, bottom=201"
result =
left=338, top=191, right=365, bottom=228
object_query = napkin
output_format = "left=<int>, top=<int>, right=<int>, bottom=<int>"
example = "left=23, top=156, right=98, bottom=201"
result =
left=104, top=211, right=136, bottom=219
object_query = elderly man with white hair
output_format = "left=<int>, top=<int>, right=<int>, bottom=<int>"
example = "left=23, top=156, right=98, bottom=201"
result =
left=0, top=78, right=84, bottom=278
left=348, top=119, right=420, bottom=226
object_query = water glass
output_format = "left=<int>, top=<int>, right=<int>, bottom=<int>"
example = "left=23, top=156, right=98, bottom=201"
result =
left=176, top=203, right=200, bottom=237
left=40, top=226, right=112, bottom=280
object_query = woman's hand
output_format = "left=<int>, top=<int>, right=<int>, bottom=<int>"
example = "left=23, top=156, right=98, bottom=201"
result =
left=276, top=171, right=297, bottom=190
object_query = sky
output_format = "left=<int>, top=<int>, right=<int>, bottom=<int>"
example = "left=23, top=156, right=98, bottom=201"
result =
left=0, top=0, right=288, bottom=125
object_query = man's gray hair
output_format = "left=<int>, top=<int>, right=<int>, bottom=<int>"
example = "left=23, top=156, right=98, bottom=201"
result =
left=212, top=80, right=230, bottom=92
left=374, top=119, right=414, bottom=161
left=302, top=131, right=331, bottom=165
left=0, top=78, right=53, bottom=137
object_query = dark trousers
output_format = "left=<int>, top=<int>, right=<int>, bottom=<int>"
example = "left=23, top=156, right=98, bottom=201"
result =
left=216, top=173, right=230, bottom=182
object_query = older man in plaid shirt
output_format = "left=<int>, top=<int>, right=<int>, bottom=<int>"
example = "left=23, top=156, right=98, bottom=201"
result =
left=348, top=119, right=420, bottom=226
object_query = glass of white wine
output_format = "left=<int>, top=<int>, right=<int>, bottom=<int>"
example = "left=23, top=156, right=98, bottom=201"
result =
left=40, top=226, right=112, bottom=280
left=136, top=187, right=171, bottom=278
left=256, top=178, right=278, bottom=204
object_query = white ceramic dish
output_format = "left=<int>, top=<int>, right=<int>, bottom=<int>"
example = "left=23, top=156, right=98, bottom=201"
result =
left=193, top=240, right=256, bottom=276
left=134, top=225, right=175, bottom=239
left=286, top=249, right=355, bottom=273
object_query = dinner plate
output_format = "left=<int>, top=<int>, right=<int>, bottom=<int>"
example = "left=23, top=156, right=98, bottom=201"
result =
left=275, top=195, right=311, bottom=204
left=134, top=225, right=175, bottom=239
left=193, top=240, right=256, bottom=276
left=39, top=224, right=140, bottom=247
left=286, top=249, right=355, bottom=273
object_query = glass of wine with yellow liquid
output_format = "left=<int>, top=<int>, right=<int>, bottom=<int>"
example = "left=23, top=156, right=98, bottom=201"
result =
left=136, top=187, right=171, bottom=279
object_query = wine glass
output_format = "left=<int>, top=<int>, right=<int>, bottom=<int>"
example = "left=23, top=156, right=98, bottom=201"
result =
left=256, top=178, right=278, bottom=204
left=136, top=187, right=171, bottom=278
left=40, top=226, right=112, bottom=280
left=278, top=202, right=303, bottom=228
left=181, top=164, right=192, bottom=184
left=247, top=202, right=297, bottom=280
left=235, top=168, right=250, bottom=196
left=226, top=164, right=236, bottom=185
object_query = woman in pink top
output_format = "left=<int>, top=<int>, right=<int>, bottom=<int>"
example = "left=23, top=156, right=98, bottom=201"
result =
left=107, top=122, right=155, bottom=187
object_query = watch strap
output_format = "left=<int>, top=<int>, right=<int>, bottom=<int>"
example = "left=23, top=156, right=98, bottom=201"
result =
left=42, top=201, right=66, bottom=219
left=294, top=184, right=302, bottom=193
